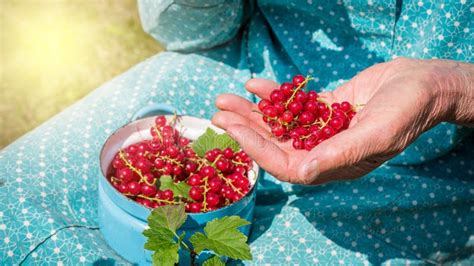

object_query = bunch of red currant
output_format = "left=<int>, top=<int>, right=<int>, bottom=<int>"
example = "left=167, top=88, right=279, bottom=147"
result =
left=258, top=75, right=357, bottom=150
left=108, top=115, right=253, bottom=213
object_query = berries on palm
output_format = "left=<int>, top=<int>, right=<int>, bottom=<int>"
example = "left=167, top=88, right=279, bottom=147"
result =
left=256, top=74, right=356, bottom=150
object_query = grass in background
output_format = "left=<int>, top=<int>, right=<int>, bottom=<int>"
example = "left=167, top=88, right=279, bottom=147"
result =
left=0, top=0, right=162, bottom=148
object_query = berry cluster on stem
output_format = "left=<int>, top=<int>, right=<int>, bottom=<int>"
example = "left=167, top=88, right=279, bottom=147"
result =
left=257, top=75, right=357, bottom=150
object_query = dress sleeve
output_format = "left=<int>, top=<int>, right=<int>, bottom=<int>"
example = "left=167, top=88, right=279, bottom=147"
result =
left=138, top=0, right=250, bottom=52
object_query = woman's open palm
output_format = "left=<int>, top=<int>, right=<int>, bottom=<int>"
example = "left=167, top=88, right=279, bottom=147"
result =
left=212, top=58, right=461, bottom=184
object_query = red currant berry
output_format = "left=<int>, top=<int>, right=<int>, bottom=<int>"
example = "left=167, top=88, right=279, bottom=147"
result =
left=208, top=178, right=222, bottom=193
left=141, top=184, right=157, bottom=197
left=271, top=123, right=286, bottom=137
left=298, top=111, right=315, bottom=125
left=304, top=100, right=318, bottom=113
left=295, top=91, right=308, bottom=103
left=318, top=102, right=328, bottom=113
left=112, top=157, right=125, bottom=169
left=189, top=186, right=204, bottom=201
left=184, top=161, right=197, bottom=174
left=322, top=126, right=335, bottom=138
left=273, top=102, right=285, bottom=115
left=216, top=159, right=229, bottom=172
left=162, top=137, right=174, bottom=147
left=234, top=166, right=246, bottom=175
left=308, top=125, right=320, bottom=135
left=348, top=111, right=356, bottom=120
left=166, top=146, right=179, bottom=158
left=187, top=174, right=203, bottom=186
left=304, top=134, right=319, bottom=150
left=144, top=173, right=155, bottom=184
left=200, top=166, right=216, bottom=178
left=330, top=117, right=344, bottom=130
left=307, top=91, right=318, bottom=101
left=126, top=145, right=138, bottom=155
left=292, top=138, right=305, bottom=150
left=279, top=111, right=294, bottom=123
left=289, top=129, right=301, bottom=139
left=137, top=142, right=149, bottom=152
left=292, top=75, right=305, bottom=87
left=127, top=181, right=141, bottom=195
left=117, top=168, right=134, bottom=182
left=263, top=106, right=278, bottom=118
left=294, top=126, right=309, bottom=136
left=222, top=185, right=235, bottom=199
left=340, top=101, right=352, bottom=112
left=235, top=177, right=249, bottom=189
left=258, top=99, right=271, bottom=112
left=205, top=150, right=216, bottom=162
left=136, top=159, right=151, bottom=173
left=333, top=110, right=347, bottom=119
left=280, top=82, right=294, bottom=96
left=172, top=165, right=183, bottom=176
left=155, top=116, right=167, bottom=127
left=270, top=90, right=286, bottom=103
left=223, top=148, right=234, bottom=159
left=232, top=193, right=242, bottom=202
left=162, top=164, right=173, bottom=175
left=189, top=202, right=202, bottom=213
left=331, top=103, right=341, bottom=111
left=206, top=193, right=220, bottom=207
left=148, top=140, right=162, bottom=152
left=154, top=158, right=165, bottom=169
left=288, top=101, right=303, bottom=115
left=184, top=148, right=196, bottom=158
left=118, top=183, right=128, bottom=193
left=179, top=137, right=190, bottom=147
left=162, top=189, right=174, bottom=201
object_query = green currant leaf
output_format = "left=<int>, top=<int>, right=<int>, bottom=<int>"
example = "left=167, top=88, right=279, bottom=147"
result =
left=151, top=243, right=180, bottom=266
left=202, top=255, right=225, bottom=266
left=192, top=128, right=218, bottom=157
left=147, top=204, right=187, bottom=232
left=192, top=127, right=241, bottom=157
left=214, top=133, right=240, bottom=152
left=189, top=216, right=252, bottom=260
left=143, top=205, right=187, bottom=266
left=159, top=176, right=191, bottom=200
left=143, top=227, right=175, bottom=251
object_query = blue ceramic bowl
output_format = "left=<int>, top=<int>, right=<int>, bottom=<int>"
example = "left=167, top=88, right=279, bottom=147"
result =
left=98, top=105, right=259, bottom=265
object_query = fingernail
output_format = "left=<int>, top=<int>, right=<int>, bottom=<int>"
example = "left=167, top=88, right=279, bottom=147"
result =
left=299, top=159, right=320, bottom=183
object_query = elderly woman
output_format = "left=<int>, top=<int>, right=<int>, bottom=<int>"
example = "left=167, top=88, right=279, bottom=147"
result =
left=1, top=0, right=472, bottom=265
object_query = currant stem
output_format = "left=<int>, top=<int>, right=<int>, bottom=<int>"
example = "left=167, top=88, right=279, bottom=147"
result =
left=315, top=98, right=333, bottom=128
left=119, top=150, right=154, bottom=186
left=152, top=125, right=163, bottom=141
left=201, top=176, right=210, bottom=212
left=217, top=172, right=245, bottom=196
left=284, top=76, right=314, bottom=108
left=136, top=194, right=178, bottom=205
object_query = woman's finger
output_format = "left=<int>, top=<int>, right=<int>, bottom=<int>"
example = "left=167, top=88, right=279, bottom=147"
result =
left=211, top=111, right=270, bottom=137
left=225, top=124, right=291, bottom=182
left=215, top=94, right=268, bottom=129
left=245, top=78, right=280, bottom=100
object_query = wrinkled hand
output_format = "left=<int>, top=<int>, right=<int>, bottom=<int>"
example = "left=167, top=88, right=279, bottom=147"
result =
left=212, top=58, right=473, bottom=185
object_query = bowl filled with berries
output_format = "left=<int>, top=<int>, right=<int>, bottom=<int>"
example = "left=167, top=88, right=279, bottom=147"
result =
left=98, top=108, right=259, bottom=265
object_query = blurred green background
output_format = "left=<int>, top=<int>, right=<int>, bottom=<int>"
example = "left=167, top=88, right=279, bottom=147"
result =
left=0, top=0, right=162, bottom=148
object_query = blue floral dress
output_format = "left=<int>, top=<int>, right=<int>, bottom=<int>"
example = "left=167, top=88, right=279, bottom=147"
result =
left=1, top=0, right=473, bottom=265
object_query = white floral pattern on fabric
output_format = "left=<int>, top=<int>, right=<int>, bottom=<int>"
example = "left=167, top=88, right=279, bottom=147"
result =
left=0, top=0, right=472, bottom=265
